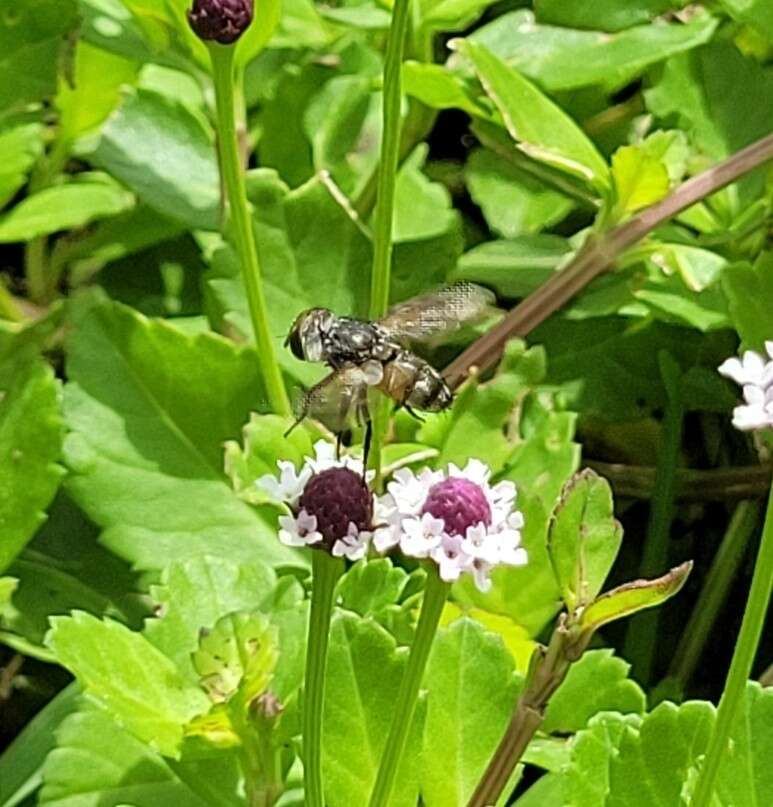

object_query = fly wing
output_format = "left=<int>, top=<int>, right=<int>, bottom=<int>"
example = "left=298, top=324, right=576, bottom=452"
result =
left=377, top=282, right=495, bottom=343
left=294, top=366, right=372, bottom=433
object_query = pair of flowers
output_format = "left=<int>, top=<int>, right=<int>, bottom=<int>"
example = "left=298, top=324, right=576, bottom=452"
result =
left=257, top=443, right=527, bottom=591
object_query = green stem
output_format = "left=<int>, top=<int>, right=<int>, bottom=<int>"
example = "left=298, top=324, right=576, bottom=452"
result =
left=208, top=44, right=290, bottom=417
left=303, top=551, right=344, bottom=807
left=367, top=0, right=412, bottom=483
left=669, top=500, right=759, bottom=689
left=689, top=480, right=773, bottom=807
left=0, top=279, right=23, bottom=322
left=368, top=568, right=450, bottom=807
left=623, top=352, right=683, bottom=683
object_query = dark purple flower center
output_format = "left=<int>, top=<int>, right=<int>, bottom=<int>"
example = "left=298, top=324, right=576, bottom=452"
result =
left=187, top=0, right=253, bottom=44
left=421, top=477, right=491, bottom=536
left=298, top=467, right=372, bottom=551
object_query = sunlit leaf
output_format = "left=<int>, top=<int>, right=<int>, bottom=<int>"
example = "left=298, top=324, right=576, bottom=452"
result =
left=324, top=613, right=424, bottom=807
left=0, top=0, right=79, bottom=117
left=580, top=561, right=693, bottom=632
left=543, top=650, right=645, bottom=734
left=46, top=612, right=210, bottom=757
left=0, top=175, right=134, bottom=242
left=548, top=470, right=623, bottom=611
left=0, top=357, right=63, bottom=573
left=422, top=619, right=522, bottom=805
left=63, top=296, right=304, bottom=571
left=452, top=39, right=610, bottom=191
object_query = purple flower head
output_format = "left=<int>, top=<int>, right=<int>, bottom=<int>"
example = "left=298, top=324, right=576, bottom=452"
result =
left=375, top=459, right=527, bottom=591
left=188, top=0, right=253, bottom=44
left=299, top=467, right=373, bottom=552
left=256, top=441, right=392, bottom=561
left=422, top=477, right=492, bottom=536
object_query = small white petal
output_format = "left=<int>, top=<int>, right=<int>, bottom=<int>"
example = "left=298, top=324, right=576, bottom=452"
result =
left=743, top=384, right=765, bottom=405
left=431, top=535, right=472, bottom=582
left=732, top=404, right=773, bottom=431
left=296, top=510, right=318, bottom=534
left=332, top=525, right=370, bottom=561
left=719, top=353, right=766, bottom=386
left=372, top=523, right=399, bottom=553
left=500, top=544, right=528, bottom=567
left=471, top=559, right=493, bottom=592
left=400, top=514, right=445, bottom=558
left=460, top=458, right=491, bottom=486
left=256, top=474, right=285, bottom=500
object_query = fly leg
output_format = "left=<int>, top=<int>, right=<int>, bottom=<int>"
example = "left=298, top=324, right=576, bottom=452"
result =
left=362, top=420, right=372, bottom=476
left=403, top=404, right=425, bottom=423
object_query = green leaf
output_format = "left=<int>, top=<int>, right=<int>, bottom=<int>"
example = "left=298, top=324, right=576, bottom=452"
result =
left=420, top=0, right=497, bottom=33
left=535, top=0, right=675, bottom=32
left=467, top=9, right=718, bottom=92
left=513, top=773, right=564, bottom=807
left=323, top=613, right=424, bottom=807
left=0, top=357, right=63, bottom=573
left=543, top=650, right=645, bottom=734
left=548, top=470, right=623, bottom=611
left=0, top=175, right=135, bottom=242
left=580, top=561, right=693, bottom=632
left=224, top=413, right=314, bottom=505
left=91, top=88, right=220, bottom=230
left=718, top=0, right=773, bottom=40
left=402, top=61, right=492, bottom=119
left=0, top=0, right=78, bottom=117
left=336, top=557, right=411, bottom=617
left=562, top=712, right=642, bottom=806
left=607, top=700, right=715, bottom=806
left=633, top=261, right=730, bottom=333
left=421, top=618, right=522, bottom=806
left=611, top=145, right=670, bottom=216
left=0, top=121, right=44, bottom=209
left=144, top=555, right=306, bottom=703
left=563, top=683, right=773, bottom=805
left=46, top=612, right=210, bottom=757
left=319, top=4, right=391, bottom=29
left=535, top=316, right=734, bottom=421
left=56, top=41, right=139, bottom=142
left=722, top=252, right=773, bottom=351
left=645, top=41, right=773, bottom=166
left=193, top=611, right=278, bottom=709
left=465, top=148, right=574, bottom=238
left=2, top=491, right=141, bottom=654
left=303, top=74, right=376, bottom=187
left=451, top=39, right=610, bottom=191
left=39, top=709, right=212, bottom=807
left=452, top=236, right=571, bottom=298
left=0, top=683, right=79, bottom=807
left=144, top=555, right=278, bottom=680
left=712, top=682, right=773, bottom=806
left=63, top=297, right=304, bottom=572
left=234, top=0, right=282, bottom=66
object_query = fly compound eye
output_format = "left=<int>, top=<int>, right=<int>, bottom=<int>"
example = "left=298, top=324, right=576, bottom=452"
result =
left=288, top=326, right=306, bottom=360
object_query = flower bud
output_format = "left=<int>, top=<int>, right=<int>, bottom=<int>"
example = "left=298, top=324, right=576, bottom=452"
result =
left=187, top=0, right=253, bottom=44
left=298, top=467, right=373, bottom=553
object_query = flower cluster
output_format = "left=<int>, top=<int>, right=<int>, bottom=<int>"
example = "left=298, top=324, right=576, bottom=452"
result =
left=376, top=459, right=527, bottom=591
left=718, top=343, right=773, bottom=431
left=256, top=442, right=389, bottom=561
left=258, top=446, right=527, bottom=591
